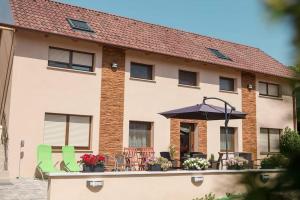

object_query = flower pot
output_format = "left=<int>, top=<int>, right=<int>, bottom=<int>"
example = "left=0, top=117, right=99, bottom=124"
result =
left=148, top=164, right=162, bottom=171
left=83, top=165, right=94, bottom=172
left=94, top=164, right=105, bottom=172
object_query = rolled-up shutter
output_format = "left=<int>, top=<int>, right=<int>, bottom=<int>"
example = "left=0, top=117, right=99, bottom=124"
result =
left=68, top=116, right=90, bottom=147
left=44, top=114, right=67, bottom=146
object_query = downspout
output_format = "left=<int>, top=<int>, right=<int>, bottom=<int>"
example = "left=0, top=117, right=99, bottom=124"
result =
left=0, top=26, right=15, bottom=123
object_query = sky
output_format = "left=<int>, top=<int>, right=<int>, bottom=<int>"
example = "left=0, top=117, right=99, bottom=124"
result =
left=57, top=0, right=295, bottom=66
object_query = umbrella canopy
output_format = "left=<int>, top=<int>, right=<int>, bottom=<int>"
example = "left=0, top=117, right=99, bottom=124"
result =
left=160, top=103, right=246, bottom=120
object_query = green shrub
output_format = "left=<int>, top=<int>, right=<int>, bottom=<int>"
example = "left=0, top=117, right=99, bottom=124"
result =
left=280, top=127, right=300, bottom=156
left=261, top=154, right=289, bottom=169
left=193, top=193, right=216, bottom=200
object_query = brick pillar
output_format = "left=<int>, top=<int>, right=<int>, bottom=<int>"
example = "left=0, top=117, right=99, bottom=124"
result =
left=170, top=119, right=180, bottom=160
left=170, top=119, right=207, bottom=160
left=197, top=120, right=207, bottom=154
left=99, top=46, right=125, bottom=157
left=242, top=72, right=257, bottom=160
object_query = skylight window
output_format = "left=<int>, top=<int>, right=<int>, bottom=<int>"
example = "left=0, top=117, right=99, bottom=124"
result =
left=67, top=18, right=94, bottom=32
left=208, top=48, right=232, bottom=61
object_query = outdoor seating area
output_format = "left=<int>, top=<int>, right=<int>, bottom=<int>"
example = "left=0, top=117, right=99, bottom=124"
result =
left=36, top=144, right=260, bottom=180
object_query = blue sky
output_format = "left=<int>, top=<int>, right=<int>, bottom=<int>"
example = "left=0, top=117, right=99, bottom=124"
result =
left=57, top=0, right=294, bottom=66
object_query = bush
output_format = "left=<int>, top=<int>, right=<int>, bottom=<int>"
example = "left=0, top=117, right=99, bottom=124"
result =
left=193, top=193, right=216, bottom=200
left=183, top=158, right=210, bottom=170
left=280, top=127, right=300, bottom=156
left=261, top=154, right=289, bottom=169
left=225, top=157, right=248, bottom=170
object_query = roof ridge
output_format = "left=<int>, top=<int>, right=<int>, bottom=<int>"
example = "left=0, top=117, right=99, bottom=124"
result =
left=49, top=0, right=258, bottom=50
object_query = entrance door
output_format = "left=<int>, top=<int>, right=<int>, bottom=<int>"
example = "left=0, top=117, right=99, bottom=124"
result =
left=180, top=123, right=195, bottom=158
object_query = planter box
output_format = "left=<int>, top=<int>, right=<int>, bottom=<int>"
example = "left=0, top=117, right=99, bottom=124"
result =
left=148, top=164, right=162, bottom=171
left=82, top=165, right=94, bottom=172
left=82, top=165, right=105, bottom=172
left=94, top=165, right=105, bottom=172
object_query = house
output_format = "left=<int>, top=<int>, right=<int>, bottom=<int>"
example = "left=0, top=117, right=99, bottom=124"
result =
left=0, top=0, right=296, bottom=178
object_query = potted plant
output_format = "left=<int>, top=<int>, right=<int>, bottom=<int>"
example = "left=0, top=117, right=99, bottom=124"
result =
left=81, top=154, right=97, bottom=172
left=94, top=155, right=106, bottom=172
left=208, top=154, right=218, bottom=169
left=147, top=157, right=172, bottom=171
left=183, top=158, right=210, bottom=170
left=225, top=157, right=248, bottom=170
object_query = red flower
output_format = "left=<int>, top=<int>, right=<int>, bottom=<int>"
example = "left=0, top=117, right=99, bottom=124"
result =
left=81, top=154, right=97, bottom=166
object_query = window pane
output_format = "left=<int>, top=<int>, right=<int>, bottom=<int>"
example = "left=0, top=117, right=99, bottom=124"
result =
left=49, top=48, right=70, bottom=63
left=268, top=84, right=279, bottom=97
left=179, top=70, right=197, bottom=86
left=220, top=127, right=235, bottom=151
left=269, top=129, right=280, bottom=152
left=129, top=121, right=151, bottom=147
left=259, top=82, right=268, bottom=95
left=68, top=116, right=91, bottom=147
left=130, top=63, right=153, bottom=80
left=72, top=52, right=93, bottom=67
left=44, top=114, right=66, bottom=146
left=220, top=77, right=234, bottom=91
left=260, top=128, right=269, bottom=153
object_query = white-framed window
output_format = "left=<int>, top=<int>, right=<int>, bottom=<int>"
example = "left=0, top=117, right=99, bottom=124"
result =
left=220, top=127, right=236, bottom=152
left=130, top=62, right=154, bottom=80
left=48, top=47, right=94, bottom=72
left=260, top=128, right=281, bottom=154
left=44, top=113, right=92, bottom=149
left=259, top=82, right=280, bottom=97
left=178, top=70, right=198, bottom=86
left=220, top=77, right=235, bottom=92
left=129, top=121, right=153, bottom=147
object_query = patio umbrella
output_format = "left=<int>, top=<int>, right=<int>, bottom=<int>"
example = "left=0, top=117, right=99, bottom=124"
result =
left=159, top=97, right=247, bottom=159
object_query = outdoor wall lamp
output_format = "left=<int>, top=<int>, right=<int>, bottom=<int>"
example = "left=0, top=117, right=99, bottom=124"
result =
left=260, top=174, right=270, bottom=183
left=87, top=179, right=104, bottom=188
left=111, top=62, right=118, bottom=69
left=191, top=176, right=204, bottom=184
left=247, top=83, right=253, bottom=90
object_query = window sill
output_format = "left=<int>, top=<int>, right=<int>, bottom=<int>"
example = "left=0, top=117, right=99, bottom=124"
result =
left=219, top=90, right=238, bottom=94
left=129, top=77, right=156, bottom=83
left=178, top=84, right=200, bottom=89
left=260, top=152, right=280, bottom=156
left=259, top=95, right=283, bottom=100
left=47, top=66, right=96, bottom=75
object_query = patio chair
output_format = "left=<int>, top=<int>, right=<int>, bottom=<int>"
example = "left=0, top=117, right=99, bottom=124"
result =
left=62, top=146, right=81, bottom=172
left=124, top=148, right=139, bottom=171
left=113, top=153, right=126, bottom=171
left=37, top=144, right=61, bottom=180
left=140, top=147, right=155, bottom=170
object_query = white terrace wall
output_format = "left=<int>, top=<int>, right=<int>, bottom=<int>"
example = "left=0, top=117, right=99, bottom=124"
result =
left=48, top=170, right=281, bottom=200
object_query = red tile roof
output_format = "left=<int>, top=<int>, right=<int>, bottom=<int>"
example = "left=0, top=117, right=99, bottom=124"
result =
left=7, top=0, right=295, bottom=78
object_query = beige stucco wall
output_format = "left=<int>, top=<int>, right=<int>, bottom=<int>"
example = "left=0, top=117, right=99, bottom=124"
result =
left=256, top=74, right=294, bottom=158
left=124, top=50, right=243, bottom=158
left=48, top=170, right=280, bottom=200
left=7, top=30, right=102, bottom=178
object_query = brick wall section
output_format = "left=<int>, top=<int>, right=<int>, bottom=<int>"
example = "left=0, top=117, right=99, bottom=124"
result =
left=241, top=72, right=257, bottom=160
left=170, top=119, right=207, bottom=161
left=99, top=46, right=125, bottom=157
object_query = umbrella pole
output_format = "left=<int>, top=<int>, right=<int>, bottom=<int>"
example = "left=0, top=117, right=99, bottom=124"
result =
left=225, top=103, right=229, bottom=160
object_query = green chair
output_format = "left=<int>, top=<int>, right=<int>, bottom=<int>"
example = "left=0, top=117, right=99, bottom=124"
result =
left=62, top=146, right=81, bottom=172
left=37, top=144, right=61, bottom=179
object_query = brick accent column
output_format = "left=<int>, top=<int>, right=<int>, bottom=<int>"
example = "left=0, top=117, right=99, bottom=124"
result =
left=99, top=46, right=125, bottom=157
left=170, top=119, right=207, bottom=161
left=241, top=72, right=257, bottom=160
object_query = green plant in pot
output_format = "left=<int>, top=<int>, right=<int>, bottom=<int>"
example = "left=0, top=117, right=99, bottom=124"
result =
left=225, top=157, right=248, bottom=170
left=147, top=157, right=172, bottom=171
left=80, top=154, right=106, bottom=172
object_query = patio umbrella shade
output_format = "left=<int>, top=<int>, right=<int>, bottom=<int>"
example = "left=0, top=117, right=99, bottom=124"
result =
left=159, top=103, right=246, bottom=120
left=159, top=97, right=247, bottom=160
